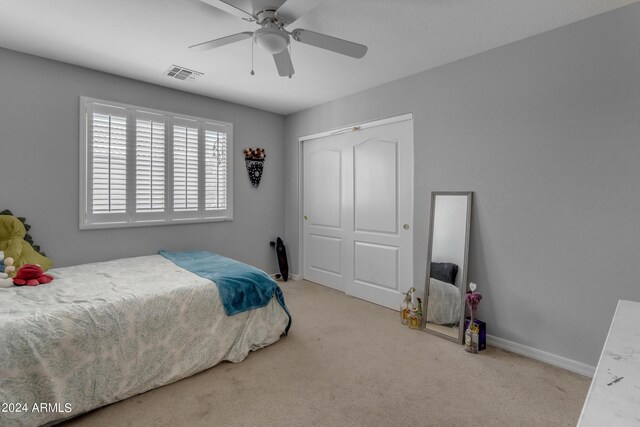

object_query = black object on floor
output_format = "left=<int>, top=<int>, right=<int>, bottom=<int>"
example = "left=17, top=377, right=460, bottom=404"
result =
left=270, top=237, right=289, bottom=282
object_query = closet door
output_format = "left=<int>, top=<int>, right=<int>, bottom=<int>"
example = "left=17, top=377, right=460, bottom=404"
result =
left=302, top=118, right=413, bottom=309
left=346, top=121, right=413, bottom=308
left=303, top=132, right=350, bottom=291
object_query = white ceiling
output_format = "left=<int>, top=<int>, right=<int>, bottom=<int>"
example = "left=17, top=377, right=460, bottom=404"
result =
left=0, top=0, right=636, bottom=115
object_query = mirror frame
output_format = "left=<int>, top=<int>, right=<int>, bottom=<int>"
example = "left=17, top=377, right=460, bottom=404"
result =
left=422, top=191, right=473, bottom=344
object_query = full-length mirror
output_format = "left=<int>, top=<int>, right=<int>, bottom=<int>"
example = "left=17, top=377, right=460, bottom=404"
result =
left=423, top=191, right=472, bottom=343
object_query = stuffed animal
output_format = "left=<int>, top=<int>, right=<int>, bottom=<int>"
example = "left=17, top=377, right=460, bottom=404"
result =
left=1, top=254, right=16, bottom=276
left=12, top=264, right=54, bottom=286
left=0, top=275, right=12, bottom=288
left=0, top=210, right=48, bottom=257
left=0, top=250, right=15, bottom=288
left=0, top=215, right=52, bottom=272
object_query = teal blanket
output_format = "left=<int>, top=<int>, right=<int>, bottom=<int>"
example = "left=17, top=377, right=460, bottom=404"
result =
left=159, top=250, right=291, bottom=334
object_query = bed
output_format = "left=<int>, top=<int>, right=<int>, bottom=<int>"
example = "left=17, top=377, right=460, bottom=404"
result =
left=426, top=277, right=462, bottom=325
left=0, top=254, right=290, bottom=427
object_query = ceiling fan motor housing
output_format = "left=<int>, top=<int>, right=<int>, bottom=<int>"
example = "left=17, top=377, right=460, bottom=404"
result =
left=254, top=10, right=289, bottom=54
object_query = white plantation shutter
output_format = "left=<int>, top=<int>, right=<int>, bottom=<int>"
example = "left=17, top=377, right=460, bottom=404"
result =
left=91, top=112, right=128, bottom=214
left=172, top=120, right=200, bottom=212
left=86, top=102, right=130, bottom=225
left=135, top=112, right=166, bottom=215
left=205, top=125, right=228, bottom=211
left=80, top=97, right=233, bottom=229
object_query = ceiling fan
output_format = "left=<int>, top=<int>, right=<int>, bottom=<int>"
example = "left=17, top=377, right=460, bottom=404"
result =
left=190, top=0, right=368, bottom=77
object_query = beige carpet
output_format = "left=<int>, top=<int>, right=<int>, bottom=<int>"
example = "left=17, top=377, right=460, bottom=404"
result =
left=63, top=280, right=590, bottom=427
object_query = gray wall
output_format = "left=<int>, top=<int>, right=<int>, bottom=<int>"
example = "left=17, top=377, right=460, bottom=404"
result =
left=284, top=3, right=640, bottom=366
left=0, top=48, right=285, bottom=272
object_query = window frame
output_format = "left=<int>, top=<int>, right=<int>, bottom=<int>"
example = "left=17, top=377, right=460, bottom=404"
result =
left=79, top=96, right=233, bottom=230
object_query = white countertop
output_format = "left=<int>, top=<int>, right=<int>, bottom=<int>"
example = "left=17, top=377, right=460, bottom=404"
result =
left=578, top=300, right=640, bottom=426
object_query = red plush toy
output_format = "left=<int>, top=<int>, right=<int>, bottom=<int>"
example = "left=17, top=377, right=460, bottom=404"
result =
left=13, top=264, right=54, bottom=286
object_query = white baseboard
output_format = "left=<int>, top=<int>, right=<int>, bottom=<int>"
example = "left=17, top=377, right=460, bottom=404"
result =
left=487, top=334, right=595, bottom=378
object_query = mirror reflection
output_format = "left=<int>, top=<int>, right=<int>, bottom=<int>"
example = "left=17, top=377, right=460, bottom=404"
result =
left=424, top=192, right=472, bottom=342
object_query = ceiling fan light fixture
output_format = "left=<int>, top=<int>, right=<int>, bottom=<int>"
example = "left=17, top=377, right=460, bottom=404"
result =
left=254, top=27, right=289, bottom=54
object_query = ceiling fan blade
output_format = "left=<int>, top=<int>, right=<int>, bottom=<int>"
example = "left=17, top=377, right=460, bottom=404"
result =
left=276, top=0, right=321, bottom=25
left=273, top=49, right=295, bottom=77
left=292, top=29, right=368, bottom=58
left=189, top=32, right=253, bottom=51
left=200, top=0, right=256, bottom=21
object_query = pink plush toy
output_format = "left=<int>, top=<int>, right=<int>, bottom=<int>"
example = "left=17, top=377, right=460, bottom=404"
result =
left=13, top=264, right=54, bottom=286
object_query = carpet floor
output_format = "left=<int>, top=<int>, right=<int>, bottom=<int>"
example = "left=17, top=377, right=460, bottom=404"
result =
left=63, top=280, right=590, bottom=427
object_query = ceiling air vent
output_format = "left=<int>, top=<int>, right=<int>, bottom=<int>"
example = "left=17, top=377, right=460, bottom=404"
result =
left=164, top=65, right=203, bottom=81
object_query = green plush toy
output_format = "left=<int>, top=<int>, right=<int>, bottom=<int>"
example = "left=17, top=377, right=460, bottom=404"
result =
left=0, top=215, right=53, bottom=272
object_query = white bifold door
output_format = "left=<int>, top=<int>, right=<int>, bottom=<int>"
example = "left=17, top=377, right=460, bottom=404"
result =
left=303, top=118, right=413, bottom=310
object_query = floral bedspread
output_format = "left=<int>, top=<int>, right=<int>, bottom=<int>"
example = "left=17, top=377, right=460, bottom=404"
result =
left=0, top=255, right=289, bottom=426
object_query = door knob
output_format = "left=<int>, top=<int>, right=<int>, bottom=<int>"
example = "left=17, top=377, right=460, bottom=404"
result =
left=304, top=216, right=308, bottom=221
left=403, top=224, right=410, bottom=230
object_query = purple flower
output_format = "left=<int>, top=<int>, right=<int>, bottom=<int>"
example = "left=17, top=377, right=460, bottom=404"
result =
left=465, top=291, right=482, bottom=314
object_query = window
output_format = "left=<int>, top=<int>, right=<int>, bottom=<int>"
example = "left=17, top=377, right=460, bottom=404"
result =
left=79, top=97, right=233, bottom=229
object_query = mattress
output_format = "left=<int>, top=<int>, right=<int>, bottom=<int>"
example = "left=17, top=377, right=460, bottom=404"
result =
left=426, top=277, right=462, bottom=325
left=0, top=255, right=289, bottom=426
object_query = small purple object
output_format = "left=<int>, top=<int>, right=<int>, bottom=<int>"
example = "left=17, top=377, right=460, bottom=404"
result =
left=464, top=317, right=487, bottom=351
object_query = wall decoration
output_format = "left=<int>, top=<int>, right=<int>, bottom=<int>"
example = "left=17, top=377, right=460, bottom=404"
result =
left=244, top=147, right=266, bottom=188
